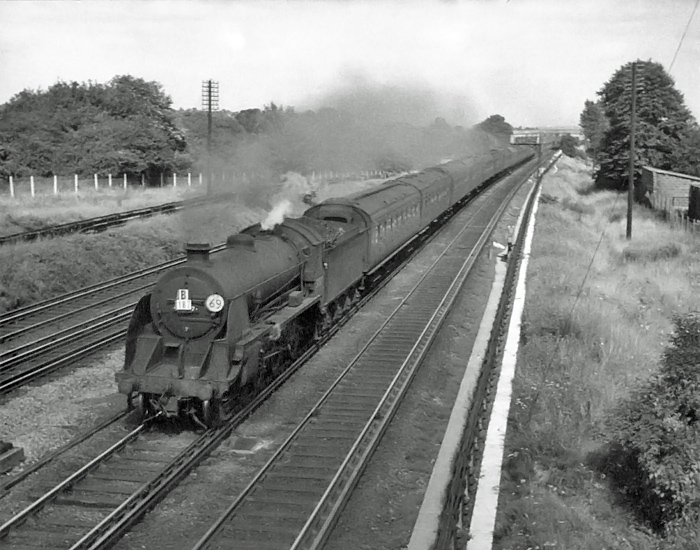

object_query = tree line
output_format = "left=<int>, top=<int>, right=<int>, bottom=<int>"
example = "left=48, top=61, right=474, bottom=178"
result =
left=0, top=76, right=514, bottom=184
left=579, top=60, right=700, bottom=191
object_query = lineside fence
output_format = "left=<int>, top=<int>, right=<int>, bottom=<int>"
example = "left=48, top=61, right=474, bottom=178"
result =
left=656, top=196, right=700, bottom=234
left=0, top=170, right=396, bottom=199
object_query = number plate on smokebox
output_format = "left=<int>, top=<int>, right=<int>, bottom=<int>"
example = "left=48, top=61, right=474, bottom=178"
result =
left=174, top=289, right=193, bottom=311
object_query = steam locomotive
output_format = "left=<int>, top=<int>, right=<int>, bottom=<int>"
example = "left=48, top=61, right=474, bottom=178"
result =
left=116, top=146, right=534, bottom=426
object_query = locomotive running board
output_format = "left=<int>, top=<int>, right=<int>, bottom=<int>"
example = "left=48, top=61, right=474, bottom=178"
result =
left=260, top=294, right=321, bottom=331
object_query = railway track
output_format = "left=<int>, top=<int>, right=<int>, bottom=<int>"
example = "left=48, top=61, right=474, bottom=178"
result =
left=0, top=264, right=408, bottom=550
left=0, top=156, right=548, bottom=550
left=0, top=192, right=237, bottom=246
left=189, top=161, right=533, bottom=550
left=0, top=411, right=128, bottom=499
left=0, top=245, right=227, bottom=395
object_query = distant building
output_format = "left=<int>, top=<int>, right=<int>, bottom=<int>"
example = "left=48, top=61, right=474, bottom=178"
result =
left=641, top=166, right=700, bottom=213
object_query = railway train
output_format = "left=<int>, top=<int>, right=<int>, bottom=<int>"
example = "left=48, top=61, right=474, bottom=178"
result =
left=116, top=145, right=535, bottom=427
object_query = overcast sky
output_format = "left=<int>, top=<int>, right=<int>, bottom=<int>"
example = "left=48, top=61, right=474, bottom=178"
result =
left=1, top=0, right=698, bottom=128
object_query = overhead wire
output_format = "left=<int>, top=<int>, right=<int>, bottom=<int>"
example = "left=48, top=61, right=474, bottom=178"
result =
left=669, top=0, right=700, bottom=72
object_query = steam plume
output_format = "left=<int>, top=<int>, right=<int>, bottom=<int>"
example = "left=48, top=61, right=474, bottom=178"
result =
left=261, top=199, right=293, bottom=230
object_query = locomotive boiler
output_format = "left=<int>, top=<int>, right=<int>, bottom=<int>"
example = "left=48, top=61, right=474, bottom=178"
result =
left=116, top=146, right=535, bottom=427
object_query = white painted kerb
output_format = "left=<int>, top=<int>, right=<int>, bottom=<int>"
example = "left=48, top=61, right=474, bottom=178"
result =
left=407, top=175, right=541, bottom=550
left=407, top=256, right=507, bottom=550
left=468, top=183, right=542, bottom=549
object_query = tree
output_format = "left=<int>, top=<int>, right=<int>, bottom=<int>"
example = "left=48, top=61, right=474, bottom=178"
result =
left=474, top=114, right=513, bottom=143
left=594, top=60, right=695, bottom=190
left=0, top=76, right=188, bottom=181
left=670, top=121, right=700, bottom=178
left=579, top=99, right=608, bottom=162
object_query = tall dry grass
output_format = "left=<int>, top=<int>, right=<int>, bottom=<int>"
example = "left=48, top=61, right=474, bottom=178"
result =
left=493, top=155, right=700, bottom=549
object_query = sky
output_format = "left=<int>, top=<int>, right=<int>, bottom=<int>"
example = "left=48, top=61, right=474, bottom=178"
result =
left=0, top=0, right=698, bottom=128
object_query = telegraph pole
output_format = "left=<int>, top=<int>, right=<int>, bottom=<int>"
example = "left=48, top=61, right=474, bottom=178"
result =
left=627, top=62, right=637, bottom=240
left=201, top=80, right=219, bottom=195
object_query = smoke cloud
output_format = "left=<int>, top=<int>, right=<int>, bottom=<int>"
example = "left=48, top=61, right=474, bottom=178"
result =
left=306, top=71, right=478, bottom=128
left=181, top=72, right=503, bottom=243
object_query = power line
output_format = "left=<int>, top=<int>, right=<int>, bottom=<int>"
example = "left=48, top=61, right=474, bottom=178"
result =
left=670, top=0, right=700, bottom=72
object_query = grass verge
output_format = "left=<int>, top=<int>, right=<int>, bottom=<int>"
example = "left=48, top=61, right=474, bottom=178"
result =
left=493, top=155, right=700, bottom=549
left=0, top=186, right=210, bottom=238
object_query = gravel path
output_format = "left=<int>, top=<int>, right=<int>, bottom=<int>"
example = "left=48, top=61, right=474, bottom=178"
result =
left=0, top=349, right=124, bottom=466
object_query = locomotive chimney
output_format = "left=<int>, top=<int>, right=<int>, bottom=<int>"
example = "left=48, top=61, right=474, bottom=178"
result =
left=185, top=243, right=211, bottom=262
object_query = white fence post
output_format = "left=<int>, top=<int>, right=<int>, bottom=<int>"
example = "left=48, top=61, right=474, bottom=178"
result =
left=124, top=174, right=128, bottom=190
left=108, top=174, right=112, bottom=187
left=94, top=174, right=98, bottom=190
left=173, top=173, right=177, bottom=187
left=187, top=173, right=191, bottom=187
left=30, top=176, right=35, bottom=197
left=9, top=176, right=14, bottom=198
left=199, top=173, right=203, bottom=186
left=141, top=174, right=145, bottom=187
left=54, top=175, right=58, bottom=195
left=74, top=175, right=79, bottom=194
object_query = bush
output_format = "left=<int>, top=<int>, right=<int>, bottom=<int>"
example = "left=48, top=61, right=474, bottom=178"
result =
left=602, top=313, right=700, bottom=532
left=559, top=134, right=583, bottom=159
